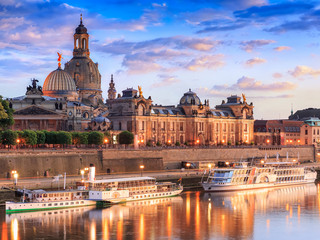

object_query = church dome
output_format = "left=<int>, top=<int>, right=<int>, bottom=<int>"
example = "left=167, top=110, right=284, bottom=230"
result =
left=75, top=22, right=87, bottom=34
left=43, top=67, right=78, bottom=98
left=179, top=89, right=201, bottom=105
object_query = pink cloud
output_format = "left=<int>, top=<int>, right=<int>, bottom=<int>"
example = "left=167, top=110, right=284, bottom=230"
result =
left=274, top=46, right=291, bottom=51
left=289, top=65, right=320, bottom=78
left=245, top=57, right=267, bottom=66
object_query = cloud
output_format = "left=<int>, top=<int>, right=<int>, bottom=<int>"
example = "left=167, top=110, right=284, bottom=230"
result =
left=289, top=65, right=320, bottom=78
left=240, top=40, right=275, bottom=52
left=234, top=2, right=314, bottom=19
left=274, top=46, right=291, bottom=51
left=151, top=74, right=180, bottom=88
left=184, top=54, right=224, bottom=71
left=273, top=73, right=283, bottom=78
left=245, top=57, right=266, bottom=66
left=214, top=76, right=296, bottom=92
left=96, top=36, right=223, bottom=74
left=194, top=87, right=225, bottom=97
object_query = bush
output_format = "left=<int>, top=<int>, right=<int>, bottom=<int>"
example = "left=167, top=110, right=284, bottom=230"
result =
left=1, top=129, right=18, bottom=145
left=44, top=131, right=57, bottom=144
left=251, top=141, right=255, bottom=145
left=36, top=131, right=46, bottom=145
left=80, top=132, right=89, bottom=144
left=88, top=131, right=104, bottom=145
left=72, top=132, right=81, bottom=145
left=156, top=141, right=162, bottom=146
left=146, top=140, right=152, bottom=147
left=227, top=141, right=231, bottom=146
left=104, top=131, right=112, bottom=143
left=56, top=131, right=72, bottom=145
left=175, top=141, right=180, bottom=146
left=118, top=131, right=134, bottom=144
left=22, top=130, right=37, bottom=145
left=184, top=141, right=188, bottom=146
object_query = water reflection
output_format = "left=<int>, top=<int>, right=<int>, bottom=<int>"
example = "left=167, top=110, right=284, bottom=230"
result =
left=1, top=184, right=320, bottom=239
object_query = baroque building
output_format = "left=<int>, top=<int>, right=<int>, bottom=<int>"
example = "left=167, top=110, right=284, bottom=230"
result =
left=107, top=81, right=254, bottom=145
left=64, top=15, right=103, bottom=106
left=7, top=17, right=109, bottom=132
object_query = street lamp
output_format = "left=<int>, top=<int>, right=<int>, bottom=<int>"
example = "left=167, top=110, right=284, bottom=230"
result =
left=16, top=139, right=20, bottom=150
left=208, top=164, right=212, bottom=170
left=12, top=171, right=18, bottom=187
left=186, top=163, right=191, bottom=176
left=80, top=169, right=85, bottom=180
left=140, top=165, right=144, bottom=176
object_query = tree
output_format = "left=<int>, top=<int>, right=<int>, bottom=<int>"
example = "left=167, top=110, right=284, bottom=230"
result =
left=1, top=130, right=18, bottom=146
left=44, top=131, right=57, bottom=144
left=22, top=130, right=37, bottom=145
left=36, top=131, right=46, bottom=145
left=88, top=131, right=104, bottom=145
left=104, top=131, right=112, bottom=144
left=56, top=131, right=72, bottom=145
left=0, top=96, right=14, bottom=130
left=71, top=132, right=81, bottom=145
left=118, top=131, right=134, bottom=145
left=80, top=132, right=89, bottom=144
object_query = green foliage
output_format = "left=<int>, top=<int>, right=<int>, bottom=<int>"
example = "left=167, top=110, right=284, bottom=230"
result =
left=227, top=141, right=231, bottom=146
left=1, top=129, right=18, bottom=145
left=0, top=96, right=14, bottom=130
left=56, top=131, right=72, bottom=145
left=22, top=130, right=37, bottom=145
left=44, top=131, right=57, bottom=144
left=71, top=132, right=81, bottom=145
left=184, top=142, right=188, bottom=146
left=175, top=141, right=180, bottom=146
left=36, top=131, right=46, bottom=144
left=88, top=131, right=104, bottom=145
left=104, top=131, right=112, bottom=143
left=235, top=141, right=240, bottom=146
left=251, top=141, right=255, bottom=145
left=156, top=141, right=162, bottom=146
left=80, top=132, right=89, bottom=144
left=118, top=131, right=134, bottom=145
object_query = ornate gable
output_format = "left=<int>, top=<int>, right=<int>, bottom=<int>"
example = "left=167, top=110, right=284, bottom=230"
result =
left=14, top=106, right=60, bottom=116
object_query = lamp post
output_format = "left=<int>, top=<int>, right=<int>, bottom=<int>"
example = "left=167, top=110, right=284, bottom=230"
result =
left=104, top=138, right=108, bottom=148
left=208, top=164, right=212, bottom=171
left=80, top=170, right=85, bottom=181
left=12, top=171, right=18, bottom=187
left=140, top=165, right=144, bottom=177
left=186, top=163, right=191, bottom=176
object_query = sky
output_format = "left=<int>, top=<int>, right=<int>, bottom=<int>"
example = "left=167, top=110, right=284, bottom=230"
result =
left=1, top=0, right=320, bottom=119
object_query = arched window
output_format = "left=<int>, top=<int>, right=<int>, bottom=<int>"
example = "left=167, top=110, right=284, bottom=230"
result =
left=82, top=38, right=86, bottom=49
left=138, top=104, right=145, bottom=116
left=76, top=38, right=80, bottom=49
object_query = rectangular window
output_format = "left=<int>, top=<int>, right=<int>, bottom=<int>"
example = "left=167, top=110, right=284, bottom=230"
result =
left=305, top=130, right=308, bottom=135
left=180, top=122, right=183, bottom=131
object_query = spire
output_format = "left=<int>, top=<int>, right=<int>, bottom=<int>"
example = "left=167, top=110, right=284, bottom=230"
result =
left=80, top=13, right=83, bottom=25
left=291, top=103, right=293, bottom=116
left=108, top=74, right=116, bottom=100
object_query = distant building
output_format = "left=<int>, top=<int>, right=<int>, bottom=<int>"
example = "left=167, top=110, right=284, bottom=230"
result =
left=107, top=82, right=254, bottom=145
left=254, top=120, right=303, bottom=145
left=289, top=108, right=320, bottom=121
left=300, top=117, right=320, bottom=146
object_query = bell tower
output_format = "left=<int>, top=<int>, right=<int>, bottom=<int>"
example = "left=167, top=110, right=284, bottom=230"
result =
left=73, top=14, right=90, bottom=57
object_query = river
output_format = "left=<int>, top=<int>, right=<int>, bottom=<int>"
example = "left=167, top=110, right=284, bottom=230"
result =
left=1, top=184, right=320, bottom=239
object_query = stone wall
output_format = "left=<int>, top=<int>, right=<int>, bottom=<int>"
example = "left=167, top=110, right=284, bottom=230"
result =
left=0, top=146, right=315, bottom=178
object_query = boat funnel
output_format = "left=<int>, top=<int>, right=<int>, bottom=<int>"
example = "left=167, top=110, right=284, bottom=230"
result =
left=88, top=163, right=95, bottom=182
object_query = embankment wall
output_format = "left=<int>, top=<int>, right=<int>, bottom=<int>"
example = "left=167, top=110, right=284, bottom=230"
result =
left=0, top=146, right=315, bottom=177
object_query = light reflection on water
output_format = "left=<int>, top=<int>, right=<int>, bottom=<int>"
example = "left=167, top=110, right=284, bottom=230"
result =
left=1, top=184, right=320, bottom=239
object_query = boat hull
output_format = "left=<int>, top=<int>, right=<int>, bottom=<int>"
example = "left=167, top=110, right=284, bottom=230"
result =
left=201, top=180, right=315, bottom=192
left=6, top=199, right=96, bottom=213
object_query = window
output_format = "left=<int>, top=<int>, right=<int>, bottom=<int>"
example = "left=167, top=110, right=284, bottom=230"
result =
left=180, top=122, right=183, bottom=131
left=305, top=130, right=308, bottom=135
left=119, top=122, right=122, bottom=130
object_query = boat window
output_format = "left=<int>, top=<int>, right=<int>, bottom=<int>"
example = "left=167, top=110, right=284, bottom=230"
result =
left=54, top=203, right=58, bottom=206
left=71, top=202, right=74, bottom=205
left=65, top=203, right=69, bottom=205
left=60, top=203, right=63, bottom=205
left=48, top=204, right=52, bottom=206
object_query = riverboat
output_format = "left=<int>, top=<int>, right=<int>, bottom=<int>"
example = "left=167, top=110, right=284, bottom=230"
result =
left=5, top=189, right=96, bottom=213
left=81, top=177, right=183, bottom=204
left=200, top=161, right=317, bottom=192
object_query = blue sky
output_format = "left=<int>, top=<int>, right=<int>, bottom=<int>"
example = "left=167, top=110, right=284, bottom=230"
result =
left=1, top=0, right=320, bottom=119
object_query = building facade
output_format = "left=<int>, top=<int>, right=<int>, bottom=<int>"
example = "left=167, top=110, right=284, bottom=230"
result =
left=107, top=83, right=254, bottom=145
left=254, top=120, right=303, bottom=145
